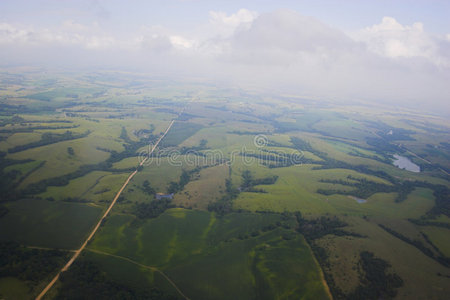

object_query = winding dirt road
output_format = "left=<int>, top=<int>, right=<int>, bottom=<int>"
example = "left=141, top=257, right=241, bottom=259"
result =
left=36, top=119, right=175, bottom=300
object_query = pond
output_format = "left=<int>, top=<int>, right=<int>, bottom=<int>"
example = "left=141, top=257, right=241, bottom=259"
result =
left=392, top=154, right=420, bottom=172
left=348, top=196, right=367, bottom=203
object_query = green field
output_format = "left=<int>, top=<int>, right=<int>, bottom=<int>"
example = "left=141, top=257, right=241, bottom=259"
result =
left=0, top=198, right=103, bottom=249
left=88, top=209, right=330, bottom=299
left=0, top=69, right=449, bottom=299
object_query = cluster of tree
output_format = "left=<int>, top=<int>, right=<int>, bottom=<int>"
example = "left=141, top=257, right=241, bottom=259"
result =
left=227, top=130, right=269, bottom=136
left=291, top=137, right=397, bottom=182
left=61, top=197, right=90, bottom=203
left=0, top=241, right=68, bottom=284
left=347, top=149, right=391, bottom=164
left=120, top=126, right=131, bottom=143
left=379, top=224, right=450, bottom=267
left=400, top=181, right=450, bottom=217
left=240, top=150, right=315, bottom=168
left=426, top=183, right=450, bottom=217
left=290, top=137, right=450, bottom=217
left=208, top=178, right=239, bottom=216
left=167, top=167, right=201, bottom=194
left=67, top=147, right=75, bottom=156
left=291, top=212, right=368, bottom=299
left=421, top=232, right=446, bottom=258
left=0, top=166, right=20, bottom=196
left=0, top=103, right=56, bottom=116
left=134, top=125, right=155, bottom=138
left=296, top=213, right=364, bottom=242
left=0, top=115, right=24, bottom=126
left=408, top=218, right=450, bottom=229
left=377, top=127, right=416, bottom=142
left=177, top=140, right=209, bottom=156
left=0, top=205, right=8, bottom=218
left=0, top=153, right=35, bottom=202
left=23, top=128, right=156, bottom=196
left=363, top=120, right=415, bottom=140
left=240, top=170, right=278, bottom=192
left=346, top=251, right=403, bottom=300
left=141, top=180, right=155, bottom=195
left=133, top=199, right=175, bottom=219
left=366, top=137, right=404, bottom=153
left=56, top=260, right=179, bottom=300
left=0, top=124, right=79, bottom=134
left=290, top=136, right=327, bottom=156
left=8, top=130, right=91, bottom=153
left=317, top=177, right=396, bottom=199
left=317, top=175, right=416, bottom=201
left=394, top=181, right=416, bottom=202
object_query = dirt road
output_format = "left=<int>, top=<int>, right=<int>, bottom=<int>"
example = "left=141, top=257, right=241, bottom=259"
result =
left=35, top=119, right=175, bottom=300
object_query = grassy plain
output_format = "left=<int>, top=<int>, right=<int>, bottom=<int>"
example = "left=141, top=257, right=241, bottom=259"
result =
left=0, top=69, right=449, bottom=299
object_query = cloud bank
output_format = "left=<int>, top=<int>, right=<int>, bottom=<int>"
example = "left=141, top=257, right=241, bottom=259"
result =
left=1, top=9, right=449, bottom=113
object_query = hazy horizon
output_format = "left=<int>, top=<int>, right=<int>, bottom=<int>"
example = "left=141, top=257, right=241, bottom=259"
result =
left=1, top=0, right=449, bottom=114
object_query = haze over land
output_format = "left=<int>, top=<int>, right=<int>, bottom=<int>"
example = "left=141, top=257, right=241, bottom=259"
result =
left=1, top=0, right=450, bottom=113
left=1, top=2, right=450, bottom=300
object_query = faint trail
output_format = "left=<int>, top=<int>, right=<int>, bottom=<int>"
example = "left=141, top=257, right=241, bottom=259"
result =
left=35, top=119, right=175, bottom=300
left=25, top=246, right=77, bottom=253
left=86, top=248, right=190, bottom=300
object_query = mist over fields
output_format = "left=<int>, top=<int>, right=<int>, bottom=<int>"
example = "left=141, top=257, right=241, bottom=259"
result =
left=1, top=2, right=450, bottom=300
left=1, top=1, right=450, bottom=114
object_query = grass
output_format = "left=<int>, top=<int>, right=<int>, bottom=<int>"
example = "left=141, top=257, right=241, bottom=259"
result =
left=0, top=277, right=31, bottom=300
left=317, top=216, right=450, bottom=299
left=1, top=70, right=449, bottom=300
left=88, top=209, right=330, bottom=299
left=159, top=121, right=204, bottom=147
left=39, top=171, right=111, bottom=200
left=112, top=157, right=139, bottom=169
left=173, top=163, right=229, bottom=209
left=0, top=132, right=42, bottom=151
left=0, top=198, right=103, bottom=249
left=79, top=251, right=182, bottom=298
left=37, top=170, right=130, bottom=204
left=420, top=226, right=450, bottom=257
left=233, top=163, right=395, bottom=216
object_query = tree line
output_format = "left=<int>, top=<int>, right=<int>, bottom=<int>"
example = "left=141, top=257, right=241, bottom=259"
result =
left=0, top=241, right=68, bottom=285
left=378, top=224, right=450, bottom=268
left=56, top=259, right=179, bottom=300
left=8, top=130, right=91, bottom=153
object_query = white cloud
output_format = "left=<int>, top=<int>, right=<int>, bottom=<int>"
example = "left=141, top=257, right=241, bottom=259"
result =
left=354, top=16, right=450, bottom=67
left=223, top=10, right=359, bottom=66
left=0, top=9, right=448, bottom=113
left=169, top=35, right=196, bottom=49
left=0, top=21, right=115, bottom=49
left=208, top=8, right=258, bottom=37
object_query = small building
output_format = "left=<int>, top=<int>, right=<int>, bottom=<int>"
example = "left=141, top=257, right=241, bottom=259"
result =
left=155, top=193, right=174, bottom=200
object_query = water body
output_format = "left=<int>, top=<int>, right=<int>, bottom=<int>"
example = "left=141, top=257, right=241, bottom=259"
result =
left=348, top=196, right=367, bottom=203
left=392, top=154, right=420, bottom=172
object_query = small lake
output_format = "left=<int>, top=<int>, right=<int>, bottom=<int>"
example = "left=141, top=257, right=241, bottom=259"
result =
left=348, top=196, right=367, bottom=203
left=392, top=154, right=420, bottom=172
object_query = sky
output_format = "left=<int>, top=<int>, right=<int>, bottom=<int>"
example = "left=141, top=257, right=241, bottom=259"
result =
left=1, top=0, right=449, bottom=113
